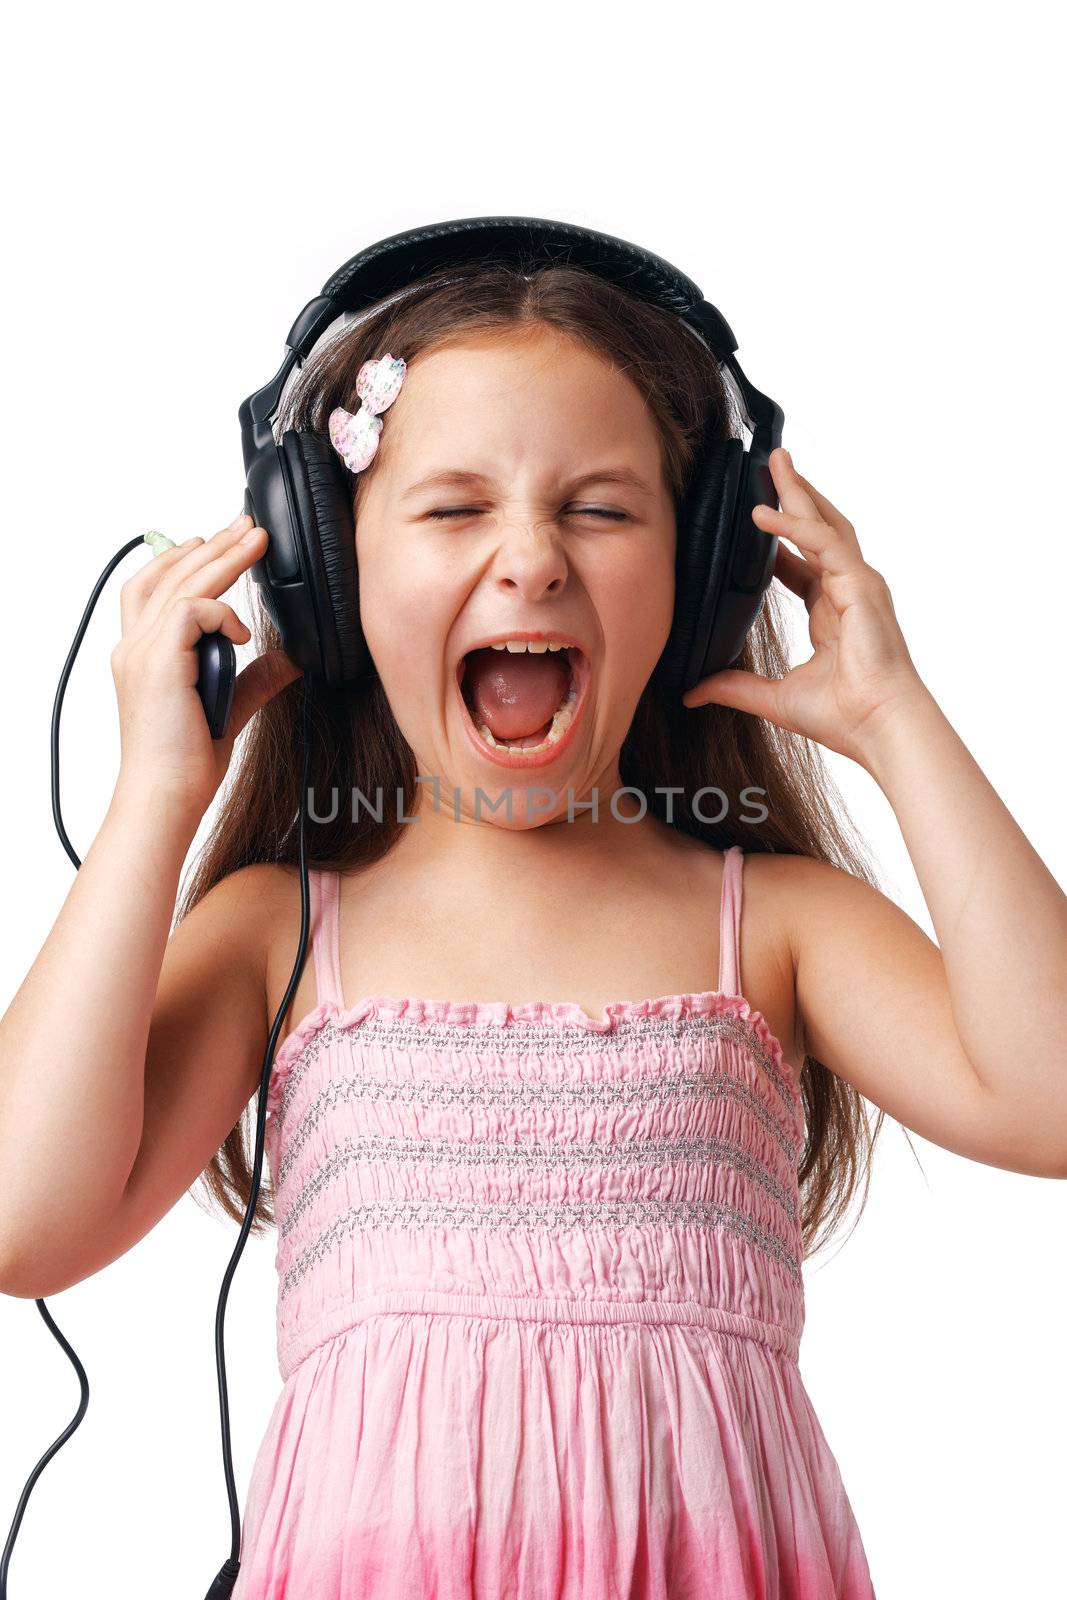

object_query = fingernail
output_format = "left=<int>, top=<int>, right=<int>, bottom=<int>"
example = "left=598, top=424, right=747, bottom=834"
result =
left=229, top=511, right=250, bottom=529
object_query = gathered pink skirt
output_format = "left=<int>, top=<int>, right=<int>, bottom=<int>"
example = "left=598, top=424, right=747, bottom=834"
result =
left=234, top=1304, right=875, bottom=1599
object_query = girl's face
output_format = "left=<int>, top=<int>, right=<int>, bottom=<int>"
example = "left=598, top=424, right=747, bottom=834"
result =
left=354, top=326, right=677, bottom=826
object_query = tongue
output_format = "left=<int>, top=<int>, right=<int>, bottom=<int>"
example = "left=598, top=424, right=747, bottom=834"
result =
left=462, top=647, right=570, bottom=740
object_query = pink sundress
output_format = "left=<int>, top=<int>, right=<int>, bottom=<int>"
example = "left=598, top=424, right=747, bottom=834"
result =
left=231, top=845, right=877, bottom=1598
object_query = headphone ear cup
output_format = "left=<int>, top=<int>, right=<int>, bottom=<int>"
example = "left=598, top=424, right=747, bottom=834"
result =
left=654, top=435, right=742, bottom=695
left=279, top=430, right=373, bottom=684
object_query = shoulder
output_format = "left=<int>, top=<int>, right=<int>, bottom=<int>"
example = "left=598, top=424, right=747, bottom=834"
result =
left=188, top=861, right=299, bottom=917
left=741, top=849, right=882, bottom=898
left=213, top=857, right=354, bottom=959
left=738, top=848, right=862, bottom=897
left=732, top=851, right=896, bottom=1065
left=737, top=848, right=899, bottom=967
left=632, top=828, right=879, bottom=939
left=159, top=864, right=306, bottom=1041
left=176, top=861, right=290, bottom=929
left=658, top=833, right=848, bottom=925
left=736, top=847, right=878, bottom=910
left=220, top=859, right=378, bottom=926
left=177, top=862, right=305, bottom=976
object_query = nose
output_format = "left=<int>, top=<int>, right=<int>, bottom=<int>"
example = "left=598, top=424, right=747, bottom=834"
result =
left=490, top=519, right=570, bottom=601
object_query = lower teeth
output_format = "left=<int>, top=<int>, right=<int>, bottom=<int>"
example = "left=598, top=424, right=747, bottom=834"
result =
left=475, top=682, right=579, bottom=752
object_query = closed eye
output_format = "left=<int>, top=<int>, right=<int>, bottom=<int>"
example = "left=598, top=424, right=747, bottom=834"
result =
left=426, top=507, right=629, bottom=522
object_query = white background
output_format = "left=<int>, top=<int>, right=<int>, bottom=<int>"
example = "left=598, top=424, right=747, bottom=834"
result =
left=1, top=2, right=1064, bottom=1595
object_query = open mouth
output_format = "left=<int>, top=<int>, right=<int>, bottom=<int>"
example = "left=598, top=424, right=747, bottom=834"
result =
left=456, top=641, right=589, bottom=758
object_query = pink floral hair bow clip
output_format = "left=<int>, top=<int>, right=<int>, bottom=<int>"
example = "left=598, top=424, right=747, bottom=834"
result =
left=328, top=354, right=407, bottom=474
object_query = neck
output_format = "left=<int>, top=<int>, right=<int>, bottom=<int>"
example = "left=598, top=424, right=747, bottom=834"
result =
left=389, top=755, right=658, bottom=880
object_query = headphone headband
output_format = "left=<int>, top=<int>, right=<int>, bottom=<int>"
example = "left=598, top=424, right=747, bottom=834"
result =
left=241, top=215, right=782, bottom=468
left=321, top=216, right=711, bottom=321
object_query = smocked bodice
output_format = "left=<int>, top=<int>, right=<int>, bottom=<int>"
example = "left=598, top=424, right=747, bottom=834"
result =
left=262, top=850, right=808, bottom=1382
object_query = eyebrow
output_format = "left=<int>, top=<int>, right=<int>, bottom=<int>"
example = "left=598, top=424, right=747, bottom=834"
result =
left=399, top=467, right=655, bottom=502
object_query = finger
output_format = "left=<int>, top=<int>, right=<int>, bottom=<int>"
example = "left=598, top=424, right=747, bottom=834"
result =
left=132, top=510, right=251, bottom=620
left=228, top=649, right=304, bottom=740
left=134, top=515, right=253, bottom=626
left=157, top=596, right=252, bottom=655
left=768, top=446, right=822, bottom=523
left=771, top=541, right=820, bottom=608
left=777, top=448, right=857, bottom=553
left=761, top=449, right=863, bottom=567
left=681, top=666, right=784, bottom=721
left=120, top=537, right=201, bottom=633
left=752, top=501, right=859, bottom=578
left=788, top=466, right=857, bottom=543
left=140, top=524, right=266, bottom=632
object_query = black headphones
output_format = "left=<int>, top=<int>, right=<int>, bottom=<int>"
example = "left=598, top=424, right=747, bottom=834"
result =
left=223, top=214, right=783, bottom=732
left=1, top=218, right=785, bottom=1600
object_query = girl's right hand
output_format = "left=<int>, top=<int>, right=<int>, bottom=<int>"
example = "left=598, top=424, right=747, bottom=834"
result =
left=110, top=512, right=303, bottom=831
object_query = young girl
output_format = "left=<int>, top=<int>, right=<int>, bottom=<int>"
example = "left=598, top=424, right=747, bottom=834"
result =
left=1, top=257, right=1064, bottom=1600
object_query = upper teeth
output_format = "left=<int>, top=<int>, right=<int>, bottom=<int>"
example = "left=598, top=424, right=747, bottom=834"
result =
left=490, top=639, right=569, bottom=653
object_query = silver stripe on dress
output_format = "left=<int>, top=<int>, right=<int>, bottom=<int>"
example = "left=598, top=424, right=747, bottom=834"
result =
left=277, top=1197, right=804, bottom=1299
left=274, top=1064, right=801, bottom=1192
left=277, top=1130, right=800, bottom=1241
left=273, top=1012, right=802, bottom=1128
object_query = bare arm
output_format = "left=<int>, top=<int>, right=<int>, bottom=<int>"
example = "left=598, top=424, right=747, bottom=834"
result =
left=0, top=784, right=194, bottom=1285
left=0, top=509, right=299, bottom=1298
left=0, top=829, right=276, bottom=1298
left=840, top=684, right=1067, bottom=1173
left=774, top=685, right=1067, bottom=1178
left=858, top=686, right=1067, bottom=1106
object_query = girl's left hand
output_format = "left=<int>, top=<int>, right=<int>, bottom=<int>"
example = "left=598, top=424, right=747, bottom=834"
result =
left=682, top=447, right=928, bottom=766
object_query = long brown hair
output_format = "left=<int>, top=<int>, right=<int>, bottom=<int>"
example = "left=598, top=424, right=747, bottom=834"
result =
left=180, top=257, right=896, bottom=1256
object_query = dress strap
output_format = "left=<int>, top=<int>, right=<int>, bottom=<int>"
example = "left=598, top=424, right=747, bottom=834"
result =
left=309, top=868, right=346, bottom=1010
left=717, top=846, right=745, bottom=996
